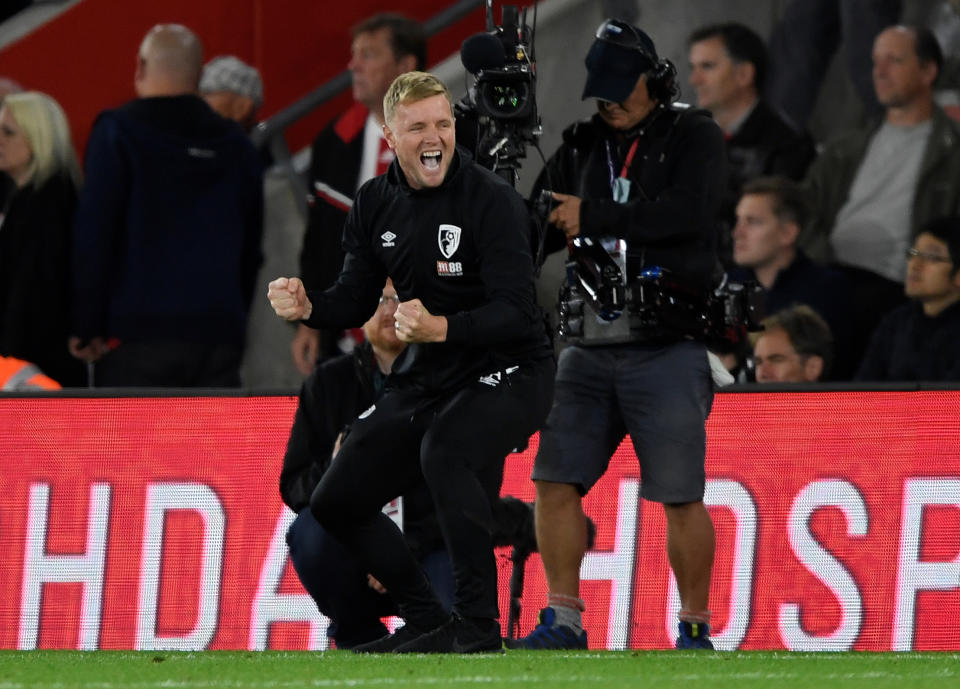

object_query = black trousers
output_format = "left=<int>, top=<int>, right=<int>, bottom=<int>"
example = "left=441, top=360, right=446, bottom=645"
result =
left=286, top=508, right=455, bottom=648
left=310, top=356, right=554, bottom=625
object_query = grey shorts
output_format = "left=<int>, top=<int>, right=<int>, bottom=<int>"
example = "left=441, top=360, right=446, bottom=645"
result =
left=532, top=340, right=714, bottom=503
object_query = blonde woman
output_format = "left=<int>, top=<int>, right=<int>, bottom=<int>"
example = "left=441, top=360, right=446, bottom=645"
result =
left=0, top=91, right=84, bottom=386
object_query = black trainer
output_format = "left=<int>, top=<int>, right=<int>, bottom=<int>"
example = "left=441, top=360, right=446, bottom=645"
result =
left=351, top=624, right=427, bottom=653
left=394, top=615, right=504, bottom=654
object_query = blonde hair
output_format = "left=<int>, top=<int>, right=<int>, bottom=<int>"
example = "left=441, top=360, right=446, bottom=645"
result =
left=2, top=91, right=81, bottom=188
left=383, top=71, right=453, bottom=126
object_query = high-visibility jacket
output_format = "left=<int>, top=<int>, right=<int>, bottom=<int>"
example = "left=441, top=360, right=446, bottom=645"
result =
left=0, top=356, right=61, bottom=390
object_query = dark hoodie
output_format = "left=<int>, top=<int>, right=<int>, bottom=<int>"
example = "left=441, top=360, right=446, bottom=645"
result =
left=71, top=95, right=263, bottom=345
left=303, top=147, right=552, bottom=394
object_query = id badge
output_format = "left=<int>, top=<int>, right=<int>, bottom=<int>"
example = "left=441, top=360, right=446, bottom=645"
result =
left=612, top=177, right=631, bottom=204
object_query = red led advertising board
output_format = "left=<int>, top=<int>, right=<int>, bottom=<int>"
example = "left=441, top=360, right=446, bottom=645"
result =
left=0, top=392, right=957, bottom=650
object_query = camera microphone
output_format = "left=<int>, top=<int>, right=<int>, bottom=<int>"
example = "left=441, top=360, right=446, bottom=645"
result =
left=461, top=32, right=506, bottom=73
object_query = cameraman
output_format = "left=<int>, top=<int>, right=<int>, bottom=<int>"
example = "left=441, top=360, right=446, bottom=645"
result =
left=513, top=20, right=726, bottom=650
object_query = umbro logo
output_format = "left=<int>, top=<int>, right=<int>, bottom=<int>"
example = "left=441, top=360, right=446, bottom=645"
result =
left=381, top=231, right=397, bottom=247
left=479, top=372, right=502, bottom=387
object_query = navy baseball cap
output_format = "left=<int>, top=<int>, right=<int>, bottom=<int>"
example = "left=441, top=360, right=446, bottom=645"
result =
left=582, top=19, right=658, bottom=102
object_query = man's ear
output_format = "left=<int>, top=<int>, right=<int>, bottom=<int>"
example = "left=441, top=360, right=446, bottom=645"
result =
left=383, top=124, right=396, bottom=150
left=780, top=220, right=800, bottom=248
left=803, top=354, right=824, bottom=382
left=734, top=61, right=756, bottom=90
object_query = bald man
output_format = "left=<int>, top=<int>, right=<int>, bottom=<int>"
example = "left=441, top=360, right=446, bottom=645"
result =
left=70, top=24, right=265, bottom=387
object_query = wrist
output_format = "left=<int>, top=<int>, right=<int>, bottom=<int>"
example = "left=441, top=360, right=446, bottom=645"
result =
left=434, top=315, right=448, bottom=342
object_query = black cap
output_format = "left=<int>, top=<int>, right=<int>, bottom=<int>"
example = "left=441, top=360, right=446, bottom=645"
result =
left=582, top=19, right=658, bottom=102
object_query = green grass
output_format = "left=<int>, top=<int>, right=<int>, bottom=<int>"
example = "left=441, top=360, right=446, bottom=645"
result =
left=0, top=650, right=956, bottom=688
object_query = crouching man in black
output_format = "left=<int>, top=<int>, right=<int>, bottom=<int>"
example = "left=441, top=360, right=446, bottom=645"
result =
left=268, top=71, right=554, bottom=654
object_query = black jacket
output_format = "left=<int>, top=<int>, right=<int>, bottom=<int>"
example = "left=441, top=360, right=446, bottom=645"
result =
left=533, top=104, right=726, bottom=290
left=279, top=341, right=444, bottom=558
left=0, top=173, right=85, bottom=386
left=71, top=95, right=263, bottom=345
left=719, top=100, right=816, bottom=266
left=304, top=147, right=552, bottom=393
left=730, top=251, right=857, bottom=379
left=856, top=300, right=960, bottom=382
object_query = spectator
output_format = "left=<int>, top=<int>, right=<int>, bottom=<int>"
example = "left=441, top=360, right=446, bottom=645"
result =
left=199, top=55, right=263, bottom=132
left=857, top=216, right=960, bottom=381
left=730, top=176, right=854, bottom=378
left=0, top=91, right=85, bottom=386
left=765, top=0, right=902, bottom=129
left=800, top=25, right=960, bottom=370
left=69, top=24, right=263, bottom=387
left=688, top=22, right=815, bottom=266
left=293, top=13, right=426, bottom=374
left=751, top=305, right=833, bottom=383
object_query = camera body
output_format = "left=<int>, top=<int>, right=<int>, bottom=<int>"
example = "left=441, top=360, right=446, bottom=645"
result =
left=458, top=5, right=541, bottom=177
left=558, top=237, right=764, bottom=346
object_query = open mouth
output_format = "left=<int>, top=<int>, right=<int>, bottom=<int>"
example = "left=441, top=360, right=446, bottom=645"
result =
left=420, top=150, right=442, bottom=170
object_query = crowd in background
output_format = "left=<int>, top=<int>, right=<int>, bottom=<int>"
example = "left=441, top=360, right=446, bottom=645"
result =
left=1, top=2, right=960, bottom=390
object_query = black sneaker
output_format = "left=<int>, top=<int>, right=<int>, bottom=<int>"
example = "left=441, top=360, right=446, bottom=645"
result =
left=394, top=615, right=504, bottom=654
left=351, top=624, right=426, bottom=653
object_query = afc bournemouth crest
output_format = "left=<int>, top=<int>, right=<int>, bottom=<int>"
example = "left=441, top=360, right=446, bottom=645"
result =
left=438, top=224, right=461, bottom=259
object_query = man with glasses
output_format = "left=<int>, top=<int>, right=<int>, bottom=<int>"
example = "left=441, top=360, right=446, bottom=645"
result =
left=856, top=216, right=960, bottom=381
left=517, top=19, right=725, bottom=650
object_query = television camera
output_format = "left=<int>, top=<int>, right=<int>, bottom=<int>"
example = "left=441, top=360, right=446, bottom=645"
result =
left=458, top=1, right=542, bottom=186
left=558, top=236, right=765, bottom=348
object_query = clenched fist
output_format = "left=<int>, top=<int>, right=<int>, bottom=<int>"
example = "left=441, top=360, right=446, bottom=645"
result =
left=394, top=298, right=447, bottom=343
left=268, top=277, right=313, bottom=322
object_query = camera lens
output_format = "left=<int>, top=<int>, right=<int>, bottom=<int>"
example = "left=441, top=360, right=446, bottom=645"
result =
left=481, top=80, right=530, bottom=117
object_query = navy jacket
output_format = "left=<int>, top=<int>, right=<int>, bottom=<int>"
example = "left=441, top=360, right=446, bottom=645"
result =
left=72, top=95, right=263, bottom=345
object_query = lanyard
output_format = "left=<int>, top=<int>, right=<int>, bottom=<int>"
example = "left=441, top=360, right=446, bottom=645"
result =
left=605, top=138, right=639, bottom=204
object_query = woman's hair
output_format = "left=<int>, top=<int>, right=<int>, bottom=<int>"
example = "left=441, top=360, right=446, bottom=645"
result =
left=2, top=91, right=81, bottom=188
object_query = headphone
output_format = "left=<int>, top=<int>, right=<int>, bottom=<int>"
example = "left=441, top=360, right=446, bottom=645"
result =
left=646, top=58, right=679, bottom=103
left=594, top=19, right=679, bottom=102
